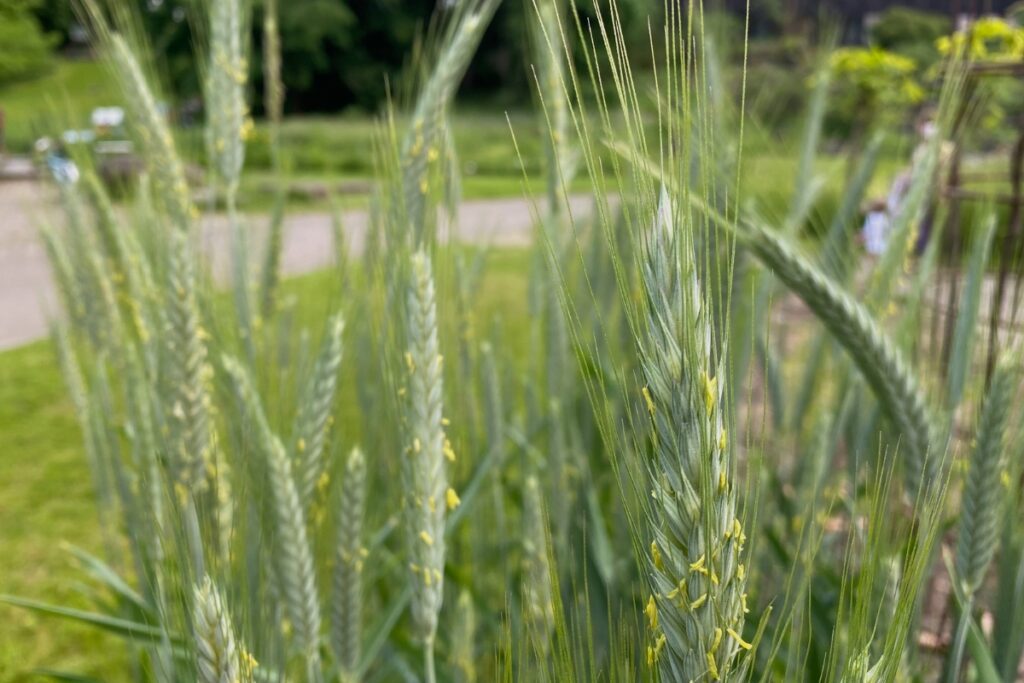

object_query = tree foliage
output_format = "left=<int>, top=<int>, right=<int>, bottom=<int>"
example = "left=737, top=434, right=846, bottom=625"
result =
left=0, top=0, right=55, bottom=84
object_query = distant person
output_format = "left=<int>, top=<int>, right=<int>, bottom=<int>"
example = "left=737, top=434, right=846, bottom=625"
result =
left=861, top=198, right=891, bottom=256
left=860, top=113, right=948, bottom=258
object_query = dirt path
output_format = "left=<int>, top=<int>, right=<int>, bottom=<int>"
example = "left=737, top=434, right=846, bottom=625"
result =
left=0, top=180, right=593, bottom=350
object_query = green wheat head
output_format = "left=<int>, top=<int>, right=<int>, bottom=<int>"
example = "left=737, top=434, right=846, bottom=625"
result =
left=401, top=248, right=452, bottom=645
left=332, top=447, right=367, bottom=677
left=640, top=190, right=750, bottom=681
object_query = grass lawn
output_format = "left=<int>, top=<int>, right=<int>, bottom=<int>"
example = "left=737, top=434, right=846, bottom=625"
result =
left=0, top=248, right=531, bottom=682
left=0, top=342, right=126, bottom=682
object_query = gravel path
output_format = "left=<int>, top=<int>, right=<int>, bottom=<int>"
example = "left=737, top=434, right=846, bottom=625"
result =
left=0, top=180, right=593, bottom=350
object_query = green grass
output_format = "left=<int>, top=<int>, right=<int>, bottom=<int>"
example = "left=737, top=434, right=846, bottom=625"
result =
left=0, top=248, right=530, bottom=681
left=0, top=342, right=125, bottom=682
left=0, top=60, right=122, bottom=154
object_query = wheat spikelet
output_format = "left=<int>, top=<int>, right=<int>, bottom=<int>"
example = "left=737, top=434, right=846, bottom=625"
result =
left=521, top=475, right=554, bottom=653
left=641, top=190, right=748, bottom=681
left=193, top=576, right=251, bottom=683
left=401, top=0, right=501, bottom=244
left=331, top=447, right=366, bottom=677
left=401, top=249, right=450, bottom=650
left=223, top=356, right=322, bottom=665
left=735, top=217, right=938, bottom=500
left=955, top=359, right=1016, bottom=595
left=292, top=312, right=345, bottom=507
left=163, top=231, right=213, bottom=492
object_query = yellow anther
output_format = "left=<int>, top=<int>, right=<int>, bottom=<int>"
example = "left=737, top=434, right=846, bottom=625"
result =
left=710, top=627, right=723, bottom=653
left=718, top=471, right=727, bottom=492
left=405, top=352, right=415, bottom=372
left=737, top=563, right=746, bottom=580
left=642, top=386, right=656, bottom=416
left=691, top=593, right=708, bottom=610
left=419, top=530, right=434, bottom=546
left=741, top=592, right=749, bottom=613
left=443, top=439, right=456, bottom=462
left=706, top=650, right=720, bottom=680
left=728, top=627, right=753, bottom=650
left=427, top=146, right=439, bottom=162
left=718, top=429, right=728, bottom=450
left=702, top=372, right=718, bottom=413
left=667, top=578, right=688, bottom=608
left=651, top=541, right=664, bottom=571
left=413, top=438, right=421, bottom=454
left=446, top=487, right=461, bottom=510
left=442, top=417, right=451, bottom=426
left=711, top=571, right=719, bottom=586
left=654, top=634, right=666, bottom=658
left=690, top=554, right=707, bottom=573
left=645, top=595, right=658, bottom=630
left=296, top=437, right=306, bottom=453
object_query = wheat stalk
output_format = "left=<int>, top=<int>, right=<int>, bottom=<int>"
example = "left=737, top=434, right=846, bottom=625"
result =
left=332, top=447, right=366, bottom=678
left=262, top=0, right=284, bottom=163
left=640, top=189, right=749, bottom=681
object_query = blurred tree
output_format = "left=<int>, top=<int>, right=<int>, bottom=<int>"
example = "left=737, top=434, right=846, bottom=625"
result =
left=23, top=0, right=657, bottom=113
left=869, top=7, right=951, bottom=70
left=0, top=0, right=56, bottom=84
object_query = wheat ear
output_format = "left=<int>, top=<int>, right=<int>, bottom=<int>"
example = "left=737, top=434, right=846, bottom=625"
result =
left=332, top=447, right=367, bottom=677
left=522, top=475, right=555, bottom=654
left=452, top=590, right=477, bottom=683
left=641, top=190, right=749, bottom=681
left=193, top=576, right=253, bottom=683
left=292, top=312, right=345, bottom=508
left=735, top=217, right=938, bottom=500
left=223, top=356, right=322, bottom=668
left=105, top=33, right=193, bottom=232
left=402, top=249, right=451, bottom=672
left=955, top=359, right=1016, bottom=595
left=206, top=0, right=247, bottom=195
left=402, top=0, right=501, bottom=244
left=164, top=231, right=213, bottom=493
